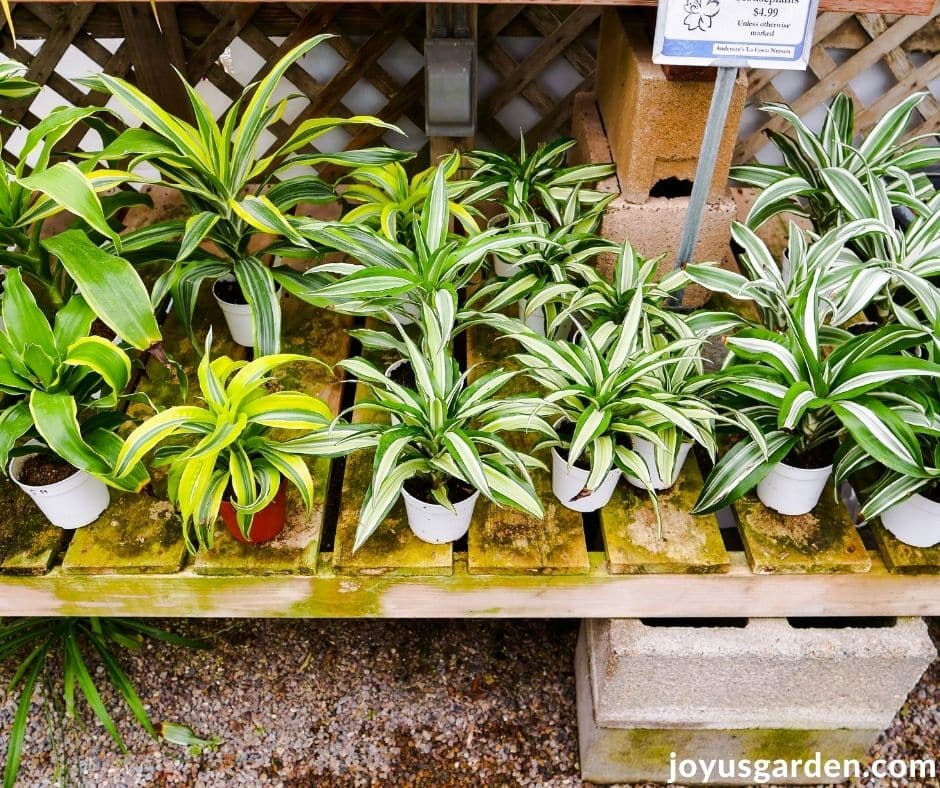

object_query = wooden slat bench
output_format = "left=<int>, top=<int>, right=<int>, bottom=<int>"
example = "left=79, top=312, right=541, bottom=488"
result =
left=1, top=291, right=939, bottom=619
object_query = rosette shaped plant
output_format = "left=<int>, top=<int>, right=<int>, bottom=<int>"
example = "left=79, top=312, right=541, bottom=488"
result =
left=0, top=269, right=149, bottom=490
left=114, top=340, right=334, bottom=550
left=87, top=34, right=410, bottom=354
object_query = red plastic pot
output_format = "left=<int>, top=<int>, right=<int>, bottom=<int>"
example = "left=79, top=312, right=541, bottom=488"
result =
left=219, top=483, right=287, bottom=545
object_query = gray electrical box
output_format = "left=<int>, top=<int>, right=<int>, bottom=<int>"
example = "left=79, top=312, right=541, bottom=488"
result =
left=425, top=37, right=476, bottom=138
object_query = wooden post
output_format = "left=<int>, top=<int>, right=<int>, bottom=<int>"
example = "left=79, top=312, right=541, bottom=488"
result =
left=118, top=2, right=193, bottom=123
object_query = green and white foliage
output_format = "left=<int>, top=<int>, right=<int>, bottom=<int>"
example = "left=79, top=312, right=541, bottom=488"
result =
left=733, top=93, right=940, bottom=233
left=0, top=58, right=38, bottom=105
left=340, top=150, right=480, bottom=241
left=0, top=269, right=149, bottom=491
left=813, top=168, right=940, bottom=324
left=86, top=34, right=410, bottom=355
left=467, top=196, right=618, bottom=339
left=0, top=96, right=163, bottom=349
left=563, top=238, right=695, bottom=340
left=114, top=339, right=334, bottom=551
left=497, top=291, right=712, bottom=501
left=279, top=290, right=546, bottom=551
left=273, top=161, right=546, bottom=324
left=685, top=218, right=893, bottom=332
left=693, top=273, right=940, bottom=514
left=465, top=137, right=615, bottom=223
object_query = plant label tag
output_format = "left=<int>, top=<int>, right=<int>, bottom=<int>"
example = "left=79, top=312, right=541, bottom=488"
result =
left=653, top=0, right=819, bottom=71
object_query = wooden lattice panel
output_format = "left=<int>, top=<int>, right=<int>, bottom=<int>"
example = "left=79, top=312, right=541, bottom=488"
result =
left=737, top=4, right=940, bottom=163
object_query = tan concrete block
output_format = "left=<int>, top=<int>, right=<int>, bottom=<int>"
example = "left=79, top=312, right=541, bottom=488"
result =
left=571, top=91, right=735, bottom=308
left=576, top=632, right=881, bottom=785
left=595, top=8, right=747, bottom=204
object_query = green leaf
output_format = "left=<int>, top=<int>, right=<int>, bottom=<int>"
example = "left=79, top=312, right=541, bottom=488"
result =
left=28, top=390, right=112, bottom=476
left=43, top=230, right=161, bottom=351
left=233, top=257, right=280, bottom=356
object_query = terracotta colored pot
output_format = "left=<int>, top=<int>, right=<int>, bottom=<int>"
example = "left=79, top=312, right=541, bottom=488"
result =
left=219, top=483, right=287, bottom=544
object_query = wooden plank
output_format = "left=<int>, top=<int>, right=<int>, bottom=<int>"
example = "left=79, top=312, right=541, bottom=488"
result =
left=0, top=482, right=68, bottom=575
left=870, top=521, right=940, bottom=574
left=12, top=2, right=937, bottom=15
left=194, top=295, right=350, bottom=576
left=599, top=456, right=730, bottom=574
left=464, top=324, right=590, bottom=575
left=733, top=483, right=872, bottom=574
left=118, top=2, right=193, bottom=122
left=332, top=322, right=453, bottom=576
left=3, top=552, right=940, bottom=619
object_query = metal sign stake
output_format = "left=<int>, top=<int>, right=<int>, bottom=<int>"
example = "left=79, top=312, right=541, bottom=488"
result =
left=675, top=65, right=738, bottom=273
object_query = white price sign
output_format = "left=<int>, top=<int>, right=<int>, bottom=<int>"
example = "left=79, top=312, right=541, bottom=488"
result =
left=653, top=0, right=819, bottom=70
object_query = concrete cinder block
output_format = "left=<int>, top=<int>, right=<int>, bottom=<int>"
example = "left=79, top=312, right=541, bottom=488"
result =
left=586, top=617, right=935, bottom=731
left=594, top=8, right=747, bottom=204
left=571, top=92, right=736, bottom=308
left=576, top=634, right=882, bottom=785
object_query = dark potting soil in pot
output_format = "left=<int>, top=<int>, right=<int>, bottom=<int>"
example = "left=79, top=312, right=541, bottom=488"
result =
left=784, top=440, right=838, bottom=470
left=213, top=277, right=249, bottom=305
left=388, top=360, right=416, bottom=388
left=18, top=454, right=77, bottom=486
left=921, top=481, right=940, bottom=504
left=90, top=318, right=117, bottom=341
left=404, top=476, right=476, bottom=505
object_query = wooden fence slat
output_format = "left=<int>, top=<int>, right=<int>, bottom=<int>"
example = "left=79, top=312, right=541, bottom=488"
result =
left=733, top=484, right=872, bottom=574
left=870, top=521, right=940, bottom=574
left=464, top=323, right=590, bottom=576
left=599, top=456, right=730, bottom=575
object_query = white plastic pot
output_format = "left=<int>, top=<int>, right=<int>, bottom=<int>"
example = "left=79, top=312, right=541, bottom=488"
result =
left=402, top=486, right=480, bottom=544
left=624, top=438, right=693, bottom=491
left=213, top=275, right=253, bottom=346
left=551, top=448, right=621, bottom=512
left=519, top=301, right=572, bottom=339
left=880, top=493, right=940, bottom=548
left=10, top=455, right=109, bottom=529
left=488, top=213, right=522, bottom=278
left=756, top=460, right=832, bottom=516
left=212, top=275, right=281, bottom=347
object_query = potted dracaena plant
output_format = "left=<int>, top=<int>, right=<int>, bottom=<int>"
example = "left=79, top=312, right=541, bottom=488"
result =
left=239, top=159, right=544, bottom=326
left=286, top=290, right=546, bottom=548
left=113, top=337, right=335, bottom=551
left=465, top=137, right=615, bottom=224
left=0, top=67, right=167, bottom=351
left=0, top=270, right=149, bottom=528
left=340, top=150, right=480, bottom=241
left=467, top=194, right=617, bottom=338
left=732, top=92, right=940, bottom=234
left=86, top=34, right=410, bottom=355
left=478, top=295, right=714, bottom=514
left=693, top=272, right=940, bottom=517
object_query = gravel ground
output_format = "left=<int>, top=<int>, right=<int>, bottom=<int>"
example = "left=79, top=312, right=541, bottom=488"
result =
left=0, top=618, right=937, bottom=787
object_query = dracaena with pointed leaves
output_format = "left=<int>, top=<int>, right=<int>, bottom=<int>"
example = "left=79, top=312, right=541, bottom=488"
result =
left=114, top=337, right=334, bottom=552
left=490, top=291, right=714, bottom=505
left=275, top=290, right=546, bottom=551
left=340, top=150, right=480, bottom=241
left=684, top=218, right=893, bottom=333
left=0, top=269, right=150, bottom=492
left=0, top=91, right=165, bottom=349
left=467, top=196, right=617, bottom=339
left=242, top=161, right=547, bottom=324
left=693, top=274, right=940, bottom=514
left=465, top=137, right=615, bottom=224
left=86, top=35, right=411, bottom=355
left=733, top=93, right=940, bottom=233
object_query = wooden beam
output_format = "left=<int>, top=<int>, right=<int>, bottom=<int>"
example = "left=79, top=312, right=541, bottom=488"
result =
left=118, top=2, right=193, bottom=122
left=2, top=552, right=940, bottom=618
left=11, top=1, right=939, bottom=16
